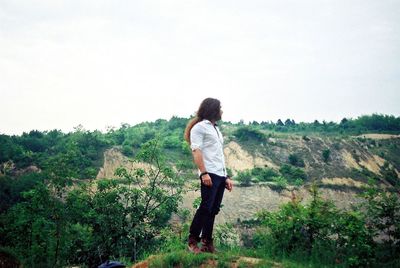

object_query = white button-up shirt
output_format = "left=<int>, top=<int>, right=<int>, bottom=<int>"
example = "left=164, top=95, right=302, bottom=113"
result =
left=190, top=119, right=227, bottom=177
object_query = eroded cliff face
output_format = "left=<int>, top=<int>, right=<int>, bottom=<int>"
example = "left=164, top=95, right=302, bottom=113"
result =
left=96, top=134, right=399, bottom=223
left=224, top=141, right=279, bottom=172
left=96, top=147, right=152, bottom=179
left=180, top=184, right=364, bottom=224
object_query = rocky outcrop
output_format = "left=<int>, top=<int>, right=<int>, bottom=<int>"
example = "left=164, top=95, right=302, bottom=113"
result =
left=224, top=141, right=278, bottom=173
left=96, top=147, right=151, bottom=179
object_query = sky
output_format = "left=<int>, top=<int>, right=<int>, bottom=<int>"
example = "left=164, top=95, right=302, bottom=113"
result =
left=1, top=0, right=399, bottom=135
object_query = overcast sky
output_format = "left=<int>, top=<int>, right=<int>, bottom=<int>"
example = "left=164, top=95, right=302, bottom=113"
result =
left=1, top=0, right=399, bottom=135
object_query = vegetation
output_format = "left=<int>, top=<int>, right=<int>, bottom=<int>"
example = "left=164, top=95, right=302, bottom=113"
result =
left=0, top=113, right=399, bottom=267
left=251, top=183, right=400, bottom=267
left=279, top=164, right=307, bottom=183
left=119, top=183, right=400, bottom=268
left=322, top=149, right=331, bottom=163
left=248, top=114, right=400, bottom=134
left=0, top=139, right=184, bottom=267
left=235, top=165, right=304, bottom=188
left=288, top=153, right=305, bottom=167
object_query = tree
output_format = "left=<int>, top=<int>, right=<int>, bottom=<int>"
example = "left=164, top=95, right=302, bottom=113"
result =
left=285, top=119, right=295, bottom=126
left=0, top=138, right=185, bottom=267
left=340, top=118, right=348, bottom=125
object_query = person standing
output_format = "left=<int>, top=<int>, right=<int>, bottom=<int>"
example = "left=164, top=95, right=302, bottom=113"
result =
left=184, top=98, right=234, bottom=253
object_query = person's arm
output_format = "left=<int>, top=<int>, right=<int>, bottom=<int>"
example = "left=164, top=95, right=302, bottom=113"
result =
left=190, top=124, right=212, bottom=187
left=225, top=176, right=233, bottom=192
left=192, top=149, right=212, bottom=187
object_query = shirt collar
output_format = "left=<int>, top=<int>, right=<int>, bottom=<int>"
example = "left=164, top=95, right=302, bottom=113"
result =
left=203, top=119, right=218, bottom=126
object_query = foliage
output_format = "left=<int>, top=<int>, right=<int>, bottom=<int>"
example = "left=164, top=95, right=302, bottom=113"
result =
left=252, top=183, right=400, bottom=267
left=250, top=167, right=278, bottom=182
left=235, top=170, right=253, bottom=186
left=288, top=153, right=305, bottom=167
left=360, top=185, right=400, bottom=262
left=0, top=183, right=68, bottom=267
left=233, top=127, right=266, bottom=143
left=213, top=223, right=241, bottom=249
left=271, top=176, right=288, bottom=190
left=255, top=114, right=400, bottom=134
left=148, top=250, right=214, bottom=268
left=322, top=149, right=331, bottom=163
left=279, top=164, right=307, bottom=183
left=234, top=167, right=280, bottom=186
left=0, top=172, right=45, bottom=213
left=0, top=114, right=400, bottom=267
left=380, top=161, right=400, bottom=188
left=0, top=139, right=184, bottom=267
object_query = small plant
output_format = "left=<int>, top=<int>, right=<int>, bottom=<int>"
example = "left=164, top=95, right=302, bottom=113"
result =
left=380, top=161, right=399, bottom=188
left=193, top=197, right=202, bottom=209
left=236, top=170, right=253, bottom=186
left=271, top=176, right=287, bottom=190
left=322, top=149, right=331, bottom=163
left=250, top=167, right=278, bottom=182
left=214, top=223, right=241, bottom=248
left=288, top=153, right=305, bottom=167
left=279, top=164, right=307, bottom=183
left=294, top=178, right=303, bottom=187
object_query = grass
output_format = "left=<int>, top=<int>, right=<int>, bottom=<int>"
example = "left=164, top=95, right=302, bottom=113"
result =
left=137, top=245, right=346, bottom=268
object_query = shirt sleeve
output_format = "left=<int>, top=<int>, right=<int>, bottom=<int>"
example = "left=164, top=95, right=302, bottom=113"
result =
left=190, top=123, right=204, bottom=151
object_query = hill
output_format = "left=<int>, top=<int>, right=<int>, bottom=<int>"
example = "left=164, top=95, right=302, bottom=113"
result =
left=0, top=113, right=399, bottom=267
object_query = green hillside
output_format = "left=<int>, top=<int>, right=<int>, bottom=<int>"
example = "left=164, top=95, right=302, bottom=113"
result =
left=0, top=114, right=399, bottom=267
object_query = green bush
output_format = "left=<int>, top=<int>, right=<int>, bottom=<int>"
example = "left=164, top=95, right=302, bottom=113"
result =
left=334, top=210, right=375, bottom=267
left=214, top=223, right=241, bottom=249
left=236, top=170, right=253, bottom=186
left=279, top=164, right=307, bottom=183
left=270, top=176, right=287, bottom=191
left=322, top=149, right=331, bottom=163
left=288, top=153, right=305, bottom=167
left=380, top=162, right=399, bottom=188
left=251, top=167, right=278, bottom=182
left=233, top=127, right=266, bottom=143
left=251, top=184, right=400, bottom=266
left=0, top=139, right=185, bottom=267
left=360, top=185, right=400, bottom=262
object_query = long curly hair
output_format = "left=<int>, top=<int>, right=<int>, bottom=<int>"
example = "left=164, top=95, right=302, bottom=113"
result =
left=184, top=98, right=221, bottom=143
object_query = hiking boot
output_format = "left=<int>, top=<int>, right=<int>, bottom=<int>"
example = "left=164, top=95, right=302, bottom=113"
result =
left=187, top=235, right=201, bottom=254
left=200, top=238, right=216, bottom=253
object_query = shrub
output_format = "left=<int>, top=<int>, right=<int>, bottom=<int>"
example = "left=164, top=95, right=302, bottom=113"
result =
left=279, top=164, right=307, bottom=183
left=288, top=153, right=305, bottom=167
left=236, top=170, right=253, bottom=186
left=214, top=223, right=241, bottom=248
left=233, top=127, right=266, bottom=143
left=360, top=185, right=400, bottom=262
left=250, top=167, right=278, bottom=182
left=380, top=162, right=399, bottom=188
left=270, top=176, right=287, bottom=191
left=322, top=149, right=331, bottom=163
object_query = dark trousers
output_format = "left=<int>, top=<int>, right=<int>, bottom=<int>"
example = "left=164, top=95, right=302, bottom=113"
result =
left=189, top=173, right=226, bottom=240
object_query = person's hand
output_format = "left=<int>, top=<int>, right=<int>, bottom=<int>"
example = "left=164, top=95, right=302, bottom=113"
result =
left=225, top=178, right=233, bottom=192
left=201, top=174, right=212, bottom=187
